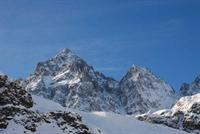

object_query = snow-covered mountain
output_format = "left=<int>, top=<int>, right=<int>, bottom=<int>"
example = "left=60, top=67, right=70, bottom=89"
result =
left=31, top=95, right=188, bottom=134
left=24, top=48, right=177, bottom=114
left=180, top=75, right=200, bottom=96
left=0, top=74, right=96, bottom=134
left=119, top=65, right=177, bottom=114
left=25, top=49, right=121, bottom=112
left=137, top=93, right=200, bottom=133
left=0, top=74, right=189, bottom=134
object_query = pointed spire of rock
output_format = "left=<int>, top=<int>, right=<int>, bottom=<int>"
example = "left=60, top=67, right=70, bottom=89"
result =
left=119, top=65, right=176, bottom=114
left=54, top=48, right=75, bottom=59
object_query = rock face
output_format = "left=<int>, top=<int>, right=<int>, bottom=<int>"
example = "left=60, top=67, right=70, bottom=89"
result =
left=119, top=65, right=176, bottom=114
left=180, top=83, right=190, bottom=96
left=0, top=74, right=97, bottom=134
left=180, top=75, right=200, bottom=96
left=137, top=93, right=200, bottom=133
left=25, top=49, right=121, bottom=112
left=0, top=75, right=33, bottom=129
left=0, top=75, right=33, bottom=108
left=24, top=48, right=177, bottom=114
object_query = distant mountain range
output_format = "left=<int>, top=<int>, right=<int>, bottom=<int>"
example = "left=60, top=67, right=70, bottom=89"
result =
left=1, top=48, right=200, bottom=134
left=24, top=48, right=177, bottom=114
left=0, top=72, right=189, bottom=134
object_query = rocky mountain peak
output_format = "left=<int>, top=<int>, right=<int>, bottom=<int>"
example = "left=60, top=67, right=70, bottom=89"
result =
left=180, top=83, right=190, bottom=96
left=25, top=48, right=121, bottom=112
left=34, top=49, right=84, bottom=76
left=119, top=65, right=176, bottom=114
left=124, top=65, right=155, bottom=82
left=180, top=74, right=200, bottom=96
left=56, top=48, right=72, bottom=56
left=129, top=65, right=145, bottom=75
left=54, top=48, right=79, bottom=61
left=24, top=49, right=177, bottom=115
left=131, top=64, right=147, bottom=71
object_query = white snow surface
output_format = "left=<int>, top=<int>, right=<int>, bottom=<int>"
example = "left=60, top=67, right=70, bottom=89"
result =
left=31, top=95, right=65, bottom=112
left=1, top=95, right=187, bottom=134
left=1, top=120, right=65, bottom=134
left=80, top=111, right=188, bottom=134
left=172, top=93, right=200, bottom=114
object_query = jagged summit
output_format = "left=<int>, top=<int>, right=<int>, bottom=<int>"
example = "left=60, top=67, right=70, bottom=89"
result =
left=34, top=48, right=86, bottom=76
left=57, top=48, right=72, bottom=55
left=124, top=65, right=157, bottom=82
left=180, top=74, right=200, bottom=96
left=54, top=48, right=77, bottom=59
left=119, top=65, right=176, bottom=114
left=130, top=64, right=147, bottom=74
left=131, top=64, right=147, bottom=70
left=24, top=48, right=177, bottom=114
left=25, top=48, right=121, bottom=112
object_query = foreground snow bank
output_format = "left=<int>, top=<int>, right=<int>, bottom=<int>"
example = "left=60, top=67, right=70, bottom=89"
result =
left=80, top=111, right=188, bottom=134
left=137, top=93, right=200, bottom=134
left=31, top=95, right=65, bottom=112
left=0, top=96, right=187, bottom=134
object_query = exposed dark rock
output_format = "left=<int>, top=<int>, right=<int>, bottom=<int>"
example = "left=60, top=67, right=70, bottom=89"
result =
left=180, top=83, right=190, bottom=96
left=180, top=75, right=200, bottom=96
left=0, top=75, right=33, bottom=108
left=0, top=74, right=94, bottom=134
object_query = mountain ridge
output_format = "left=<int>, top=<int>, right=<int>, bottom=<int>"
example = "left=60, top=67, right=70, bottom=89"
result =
left=24, top=48, right=177, bottom=114
left=180, top=75, right=200, bottom=96
left=0, top=74, right=188, bottom=134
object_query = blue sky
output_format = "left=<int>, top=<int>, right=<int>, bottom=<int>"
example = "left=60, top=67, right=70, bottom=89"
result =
left=0, top=0, right=200, bottom=90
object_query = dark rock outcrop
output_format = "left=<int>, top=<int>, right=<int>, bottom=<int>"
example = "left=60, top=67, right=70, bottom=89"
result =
left=0, top=74, right=95, bottom=134
left=180, top=75, right=200, bottom=96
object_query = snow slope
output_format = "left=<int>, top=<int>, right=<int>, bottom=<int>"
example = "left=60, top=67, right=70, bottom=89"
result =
left=25, top=48, right=121, bottom=113
left=80, top=111, right=188, bottom=134
left=172, top=93, right=200, bottom=113
left=137, top=93, right=200, bottom=133
left=30, top=95, right=188, bottom=134
left=2, top=121, right=65, bottom=134
left=1, top=94, right=188, bottom=134
left=31, top=95, right=65, bottom=112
